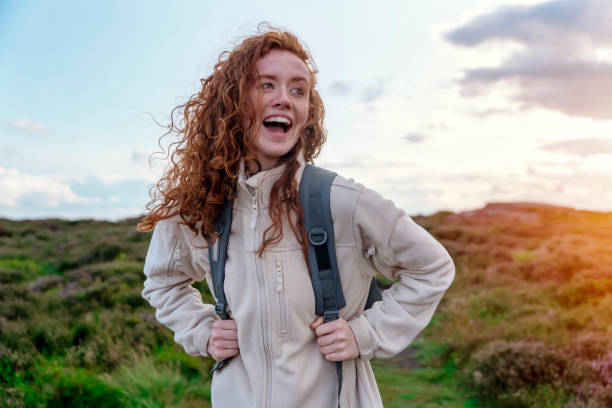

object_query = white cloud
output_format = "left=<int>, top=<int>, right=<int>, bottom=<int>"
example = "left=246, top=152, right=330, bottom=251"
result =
left=4, top=118, right=47, bottom=133
left=540, top=137, right=612, bottom=156
left=0, top=167, right=97, bottom=208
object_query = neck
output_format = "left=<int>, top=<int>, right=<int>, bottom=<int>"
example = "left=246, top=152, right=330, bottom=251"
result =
left=247, top=158, right=280, bottom=176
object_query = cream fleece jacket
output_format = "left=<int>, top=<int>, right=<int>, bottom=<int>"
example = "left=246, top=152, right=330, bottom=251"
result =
left=141, top=160, right=455, bottom=407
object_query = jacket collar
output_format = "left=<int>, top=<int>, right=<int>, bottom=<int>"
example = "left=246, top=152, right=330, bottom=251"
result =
left=237, top=154, right=307, bottom=208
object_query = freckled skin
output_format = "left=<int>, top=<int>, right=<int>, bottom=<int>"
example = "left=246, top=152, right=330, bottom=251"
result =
left=249, top=49, right=310, bottom=170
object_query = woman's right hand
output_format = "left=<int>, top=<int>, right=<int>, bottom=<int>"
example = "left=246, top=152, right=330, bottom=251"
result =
left=207, top=319, right=240, bottom=361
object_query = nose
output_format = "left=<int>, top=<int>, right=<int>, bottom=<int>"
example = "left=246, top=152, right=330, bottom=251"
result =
left=273, top=86, right=291, bottom=109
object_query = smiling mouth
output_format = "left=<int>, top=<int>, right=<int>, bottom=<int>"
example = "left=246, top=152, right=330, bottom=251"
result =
left=263, top=116, right=293, bottom=133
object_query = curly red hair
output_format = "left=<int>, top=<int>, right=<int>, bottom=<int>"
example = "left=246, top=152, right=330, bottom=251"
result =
left=138, top=27, right=326, bottom=257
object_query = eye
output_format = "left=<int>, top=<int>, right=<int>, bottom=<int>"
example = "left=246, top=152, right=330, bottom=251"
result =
left=261, top=82, right=274, bottom=90
left=291, top=87, right=305, bottom=96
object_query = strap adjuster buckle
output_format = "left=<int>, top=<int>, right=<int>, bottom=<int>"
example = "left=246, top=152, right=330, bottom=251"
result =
left=323, top=310, right=339, bottom=322
left=308, top=227, right=328, bottom=245
left=215, top=302, right=228, bottom=319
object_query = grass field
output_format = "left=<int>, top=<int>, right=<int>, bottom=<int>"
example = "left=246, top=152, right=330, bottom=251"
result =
left=1, top=203, right=610, bottom=407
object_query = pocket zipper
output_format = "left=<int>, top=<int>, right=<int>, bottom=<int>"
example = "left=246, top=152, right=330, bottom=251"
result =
left=275, top=259, right=289, bottom=336
left=275, top=259, right=284, bottom=292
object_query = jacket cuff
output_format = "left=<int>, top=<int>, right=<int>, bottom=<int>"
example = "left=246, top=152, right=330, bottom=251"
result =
left=197, top=323, right=214, bottom=357
left=348, top=315, right=375, bottom=361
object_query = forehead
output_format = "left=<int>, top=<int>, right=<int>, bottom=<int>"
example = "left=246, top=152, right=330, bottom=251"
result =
left=255, top=49, right=310, bottom=82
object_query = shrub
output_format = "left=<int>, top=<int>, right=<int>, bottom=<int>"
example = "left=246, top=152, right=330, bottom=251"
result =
left=29, top=323, right=72, bottom=356
left=554, top=278, right=612, bottom=307
left=0, top=258, right=52, bottom=283
left=38, top=366, right=125, bottom=408
left=103, top=356, right=211, bottom=407
left=468, top=289, right=512, bottom=321
left=467, top=339, right=612, bottom=407
left=83, top=243, right=122, bottom=265
left=468, top=340, right=566, bottom=401
left=154, top=344, right=214, bottom=379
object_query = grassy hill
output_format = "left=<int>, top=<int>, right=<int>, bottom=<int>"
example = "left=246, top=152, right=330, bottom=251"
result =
left=1, top=203, right=610, bottom=407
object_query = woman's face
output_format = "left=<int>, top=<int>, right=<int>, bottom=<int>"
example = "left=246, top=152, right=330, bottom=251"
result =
left=249, top=49, right=310, bottom=171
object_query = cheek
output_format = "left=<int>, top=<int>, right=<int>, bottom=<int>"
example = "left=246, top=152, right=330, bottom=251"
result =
left=298, top=101, right=310, bottom=126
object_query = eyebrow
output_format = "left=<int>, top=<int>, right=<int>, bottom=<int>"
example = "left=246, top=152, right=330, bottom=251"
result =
left=259, top=74, right=309, bottom=83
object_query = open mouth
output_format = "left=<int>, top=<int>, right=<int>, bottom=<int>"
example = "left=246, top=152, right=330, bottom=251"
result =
left=263, top=116, right=293, bottom=134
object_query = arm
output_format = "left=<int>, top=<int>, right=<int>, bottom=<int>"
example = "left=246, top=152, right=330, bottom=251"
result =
left=141, top=217, right=217, bottom=357
left=348, top=186, right=455, bottom=360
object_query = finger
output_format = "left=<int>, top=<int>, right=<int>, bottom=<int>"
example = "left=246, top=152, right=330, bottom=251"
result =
left=324, top=351, right=346, bottom=362
left=218, top=348, right=240, bottom=360
left=316, top=333, right=336, bottom=347
left=213, top=325, right=238, bottom=337
left=320, top=343, right=341, bottom=355
left=314, top=320, right=340, bottom=337
left=217, top=330, right=238, bottom=341
left=216, top=340, right=239, bottom=349
left=309, top=316, right=323, bottom=330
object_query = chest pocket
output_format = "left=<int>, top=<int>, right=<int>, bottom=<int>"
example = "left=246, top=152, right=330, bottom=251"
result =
left=274, top=259, right=290, bottom=336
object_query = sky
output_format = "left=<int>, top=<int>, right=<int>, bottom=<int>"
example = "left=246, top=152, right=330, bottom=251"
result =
left=1, top=0, right=612, bottom=220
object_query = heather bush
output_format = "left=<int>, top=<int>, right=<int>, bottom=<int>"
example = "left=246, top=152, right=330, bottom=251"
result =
left=468, top=340, right=566, bottom=394
left=554, top=277, right=612, bottom=307
left=467, top=339, right=612, bottom=407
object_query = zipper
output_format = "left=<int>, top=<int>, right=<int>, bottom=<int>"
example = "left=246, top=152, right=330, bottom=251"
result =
left=255, top=254, right=273, bottom=407
left=251, top=194, right=273, bottom=407
left=275, top=259, right=289, bottom=336
left=250, top=195, right=258, bottom=229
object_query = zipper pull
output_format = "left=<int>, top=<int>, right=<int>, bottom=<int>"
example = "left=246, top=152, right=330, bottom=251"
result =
left=275, top=259, right=283, bottom=292
left=365, top=242, right=376, bottom=259
left=250, top=196, right=258, bottom=229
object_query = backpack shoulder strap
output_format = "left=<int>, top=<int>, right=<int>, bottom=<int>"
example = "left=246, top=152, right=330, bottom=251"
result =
left=299, top=164, right=346, bottom=320
left=208, top=199, right=233, bottom=320
left=299, top=164, right=345, bottom=407
left=299, top=164, right=382, bottom=315
left=208, top=198, right=234, bottom=373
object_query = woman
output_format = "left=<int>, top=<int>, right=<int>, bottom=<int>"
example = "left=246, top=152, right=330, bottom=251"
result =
left=140, top=28, right=454, bottom=407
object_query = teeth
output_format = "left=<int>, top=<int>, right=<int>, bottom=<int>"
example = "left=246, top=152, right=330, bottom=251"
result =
left=264, top=116, right=292, bottom=125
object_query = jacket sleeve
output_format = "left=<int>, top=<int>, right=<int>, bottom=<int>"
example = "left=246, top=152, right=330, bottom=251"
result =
left=347, top=186, right=455, bottom=360
left=141, top=217, right=217, bottom=357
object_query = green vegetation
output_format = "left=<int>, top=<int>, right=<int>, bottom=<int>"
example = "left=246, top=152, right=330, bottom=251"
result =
left=1, top=204, right=611, bottom=407
left=0, top=217, right=214, bottom=407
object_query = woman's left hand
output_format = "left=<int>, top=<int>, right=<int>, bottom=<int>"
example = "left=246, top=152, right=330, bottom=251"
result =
left=310, top=316, right=360, bottom=361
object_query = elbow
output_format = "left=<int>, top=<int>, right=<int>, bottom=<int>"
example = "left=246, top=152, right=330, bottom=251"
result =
left=140, top=275, right=169, bottom=308
left=141, top=282, right=157, bottom=309
left=442, top=252, right=455, bottom=290
left=141, top=284, right=152, bottom=304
